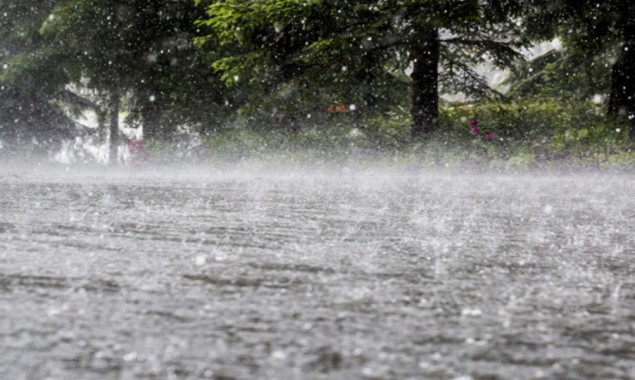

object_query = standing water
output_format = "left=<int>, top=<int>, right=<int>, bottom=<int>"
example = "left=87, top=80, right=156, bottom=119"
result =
left=1, top=165, right=634, bottom=380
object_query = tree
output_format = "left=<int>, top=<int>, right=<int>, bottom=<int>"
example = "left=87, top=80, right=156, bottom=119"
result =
left=0, top=83, right=78, bottom=158
left=520, top=0, right=635, bottom=139
left=505, top=48, right=611, bottom=101
left=2, top=0, right=233, bottom=164
left=195, top=0, right=526, bottom=139
left=0, top=0, right=82, bottom=157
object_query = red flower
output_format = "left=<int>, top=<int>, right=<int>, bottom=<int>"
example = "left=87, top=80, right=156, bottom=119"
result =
left=328, top=104, right=354, bottom=113
left=469, top=118, right=478, bottom=126
left=470, top=127, right=481, bottom=136
left=128, top=139, right=144, bottom=153
left=484, top=132, right=495, bottom=141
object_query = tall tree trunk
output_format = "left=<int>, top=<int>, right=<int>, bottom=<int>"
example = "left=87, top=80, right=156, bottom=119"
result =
left=608, top=10, right=635, bottom=140
left=141, top=102, right=160, bottom=141
left=108, top=92, right=120, bottom=166
left=410, top=25, right=440, bottom=139
left=97, top=109, right=106, bottom=144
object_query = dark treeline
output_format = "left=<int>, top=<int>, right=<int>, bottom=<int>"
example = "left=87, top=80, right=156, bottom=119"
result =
left=1, top=0, right=634, bottom=163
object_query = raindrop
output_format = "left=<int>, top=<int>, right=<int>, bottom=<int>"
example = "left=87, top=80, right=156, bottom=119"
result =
left=194, top=255, right=206, bottom=266
left=271, top=350, right=286, bottom=360
left=461, top=308, right=482, bottom=317
left=2, top=63, right=7, bottom=69
left=149, top=95, right=156, bottom=102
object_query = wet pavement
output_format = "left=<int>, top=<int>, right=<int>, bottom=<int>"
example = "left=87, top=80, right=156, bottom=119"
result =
left=1, top=166, right=635, bottom=379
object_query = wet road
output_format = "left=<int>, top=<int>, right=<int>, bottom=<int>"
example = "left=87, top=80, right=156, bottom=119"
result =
left=1, top=166, right=635, bottom=379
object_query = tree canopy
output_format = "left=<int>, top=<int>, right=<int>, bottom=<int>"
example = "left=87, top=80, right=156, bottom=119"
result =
left=0, top=0, right=78, bottom=155
left=195, top=0, right=527, bottom=137
left=2, top=0, right=231, bottom=162
left=0, top=0, right=633, bottom=162
left=519, top=0, right=635, bottom=134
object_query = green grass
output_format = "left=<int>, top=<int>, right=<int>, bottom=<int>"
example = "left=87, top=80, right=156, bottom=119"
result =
left=199, top=99, right=635, bottom=171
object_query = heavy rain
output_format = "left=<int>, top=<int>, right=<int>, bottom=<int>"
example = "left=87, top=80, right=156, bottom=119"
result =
left=1, top=1, right=635, bottom=380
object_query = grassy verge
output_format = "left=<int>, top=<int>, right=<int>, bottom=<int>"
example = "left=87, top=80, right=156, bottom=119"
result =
left=199, top=99, right=635, bottom=171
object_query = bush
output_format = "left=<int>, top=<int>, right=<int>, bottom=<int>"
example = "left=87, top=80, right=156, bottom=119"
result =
left=203, top=119, right=385, bottom=163
left=200, top=98, right=634, bottom=170
left=438, top=98, right=632, bottom=166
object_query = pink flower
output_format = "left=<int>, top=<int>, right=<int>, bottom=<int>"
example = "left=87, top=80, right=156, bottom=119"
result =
left=128, top=139, right=144, bottom=153
left=484, top=132, right=495, bottom=141
left=470, top=127, right=481, bottom=136
left=469, top=118, right=478, bottom=126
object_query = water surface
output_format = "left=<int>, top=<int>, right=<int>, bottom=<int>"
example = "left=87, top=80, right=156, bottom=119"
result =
left=1, top=166, right=634, bottom=379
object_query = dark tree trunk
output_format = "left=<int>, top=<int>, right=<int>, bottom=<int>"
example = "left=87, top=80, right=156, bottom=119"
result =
left=141, top=102, right=161, bottom=141
left=608, top=11, right=635, bottom=140
left=97, top=109, right=106, bottom=143
left=108, top=92, right=120, bottom=166
left=410, top=25, right=440, bottom=139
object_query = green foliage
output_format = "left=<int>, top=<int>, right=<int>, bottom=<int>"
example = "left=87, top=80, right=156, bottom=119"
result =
left=2, top=0, right=229, bottom=143
left=0, top=0, right=79, bottom=155
left=420, top=98, right=632, bottom=169
left=441, top=99, right=630, bottom=159
left=508, top=1, right=631, bottom=104
left=0, top=0, right=70, bottom=94
left=505, top=49, right=612, bottom=100
left=200, top=99, right=634, bottom=170
left=204, top=123, right=379, bottom=163
left=519, top=0, right=635, bottom=137
left=0, top=83, right=76, bottom=157
left=1, top=0, right=634, bottom=167
left=195, top=0, right=527, bottom=134
left=521, top=0, right=627, bottom=55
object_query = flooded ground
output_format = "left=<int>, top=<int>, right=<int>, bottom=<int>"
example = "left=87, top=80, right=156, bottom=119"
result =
left=1, top=165, right=635, bottom=380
